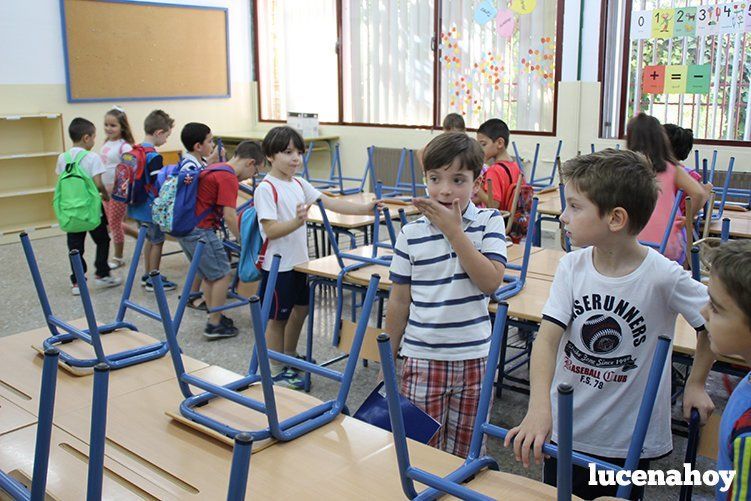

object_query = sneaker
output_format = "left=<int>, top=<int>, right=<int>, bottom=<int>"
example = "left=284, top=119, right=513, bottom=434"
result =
left=294, top=353, right=317, bottom=365
left=219, top=315, right=235, bottom=328
left=145, top=275, right=177, bottom=292
left=71, top=284, right=80, bottom=296
left=272, top=369, right=304, bottom=391
left=203, top=322, right=239, bottom=340
left=108, top=257, right=126, bottom=270
left=140, top=273, right=149, bottom=287
left=94, top=275, right=122, bottom=288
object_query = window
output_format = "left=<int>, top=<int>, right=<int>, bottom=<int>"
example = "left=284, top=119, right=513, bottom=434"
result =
left=255, top=0, right=563, bottom=132
left=256, top=0, right=339, bottom=122
left=439, top=0, right=560, bottom=131
left=342, top=1, right=435, bottom=126
left=601, top=0, right=751, bottom=142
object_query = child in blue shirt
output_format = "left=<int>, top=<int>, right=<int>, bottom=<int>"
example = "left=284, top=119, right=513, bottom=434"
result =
left=127, top=110, right=176, bottom=291
left=702, top=240, right=751, bottom=500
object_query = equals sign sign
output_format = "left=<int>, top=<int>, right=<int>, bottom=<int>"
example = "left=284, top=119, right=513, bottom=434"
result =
left=671, top=74, right=682, bottom=80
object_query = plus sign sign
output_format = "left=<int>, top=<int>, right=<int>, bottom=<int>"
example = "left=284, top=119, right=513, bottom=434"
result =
left=650, top=71, right=659, bottom=80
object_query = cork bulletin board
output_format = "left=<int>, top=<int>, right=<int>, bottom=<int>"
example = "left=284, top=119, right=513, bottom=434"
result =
left=60, top=0, right=230, bottom=102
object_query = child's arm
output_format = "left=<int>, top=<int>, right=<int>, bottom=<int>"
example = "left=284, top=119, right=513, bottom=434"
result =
left=682, top=328, right=716, bottom=424
left=93, top=173, right=110, bottom=202
left=223, top=207, right=240, bottom=240
left=675, top=166, right=707, bottom=222
left=384, top=282, right=411, bottom=361
left=320, top=194, right=381, bottom=215
left=412, top=198, right=504, bottom=294
left=260, top=203, right=309, bottom=240
left=503, top=320, right=565, bottom=467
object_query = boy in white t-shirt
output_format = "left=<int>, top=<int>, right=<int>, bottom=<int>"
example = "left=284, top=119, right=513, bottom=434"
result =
left=56, top=118, right=122, bottom=295
left=504, top=149, right=716, bottom=500
left=255, top=126, right=379, bottom=389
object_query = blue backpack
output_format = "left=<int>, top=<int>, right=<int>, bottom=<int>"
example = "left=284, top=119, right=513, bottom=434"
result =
left=153, top=162, right=234, bottom=237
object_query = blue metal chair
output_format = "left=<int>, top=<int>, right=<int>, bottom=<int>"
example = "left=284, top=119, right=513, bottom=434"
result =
left=493, top=197, right=539, bottom=301
left=301, top=143, right=368, bottom=195
left=378, top=300, right=672, bottom=501
left=512, top=140, right=563, bottom=191
left=379, top=148, right=426, bottom=199
left=375, top=303, right=572, bottom=500
left=300, top=141, right=339, bottom=191
left=697, top=156, right=735, bottom=224
left=152, top=249, right=383, bottom=442
left=227, top=433, right=253, bottom=501
left=0, top=350, right=111, bottom=500
left=19, top=225, right=170, bottom=371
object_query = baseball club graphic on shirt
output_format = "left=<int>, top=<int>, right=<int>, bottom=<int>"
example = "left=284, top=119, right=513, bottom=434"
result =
left=563, top=293, right=647, bottom=385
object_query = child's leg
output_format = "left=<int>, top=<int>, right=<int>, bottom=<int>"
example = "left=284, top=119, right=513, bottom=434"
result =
left=66, top=231, right=87, bottom=285
left=142, top=241, right=153, bottom=273
left=106, top=200, right=127, bottom=259
left=444, top=358, right=486, bottom=459
left=90, top=212, right=111, bottom=278
left=283, top=305, right=308, bottom=356
left=266, top=319, right=287, bottom=372
left=204, top=274, right=232, bottom=325
left=149, top=242, right=164, bottom=272
left=144, top=223, right=166, bottom=272
left=283, top=272, right=311, bottom=356
left=399, top=357, right=450, bottom=451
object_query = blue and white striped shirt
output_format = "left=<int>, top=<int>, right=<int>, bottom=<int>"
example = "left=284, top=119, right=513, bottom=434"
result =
left=389, top=202, right=507, bottom=360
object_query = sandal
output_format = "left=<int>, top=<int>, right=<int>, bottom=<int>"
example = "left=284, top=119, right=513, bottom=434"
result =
left=186, top=297, right=208, bottom=311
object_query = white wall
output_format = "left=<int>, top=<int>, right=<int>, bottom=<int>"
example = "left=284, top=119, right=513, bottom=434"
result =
left=0, top=0, right=254, bottom=152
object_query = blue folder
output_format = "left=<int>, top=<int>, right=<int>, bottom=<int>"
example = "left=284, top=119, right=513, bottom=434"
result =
left=353, top=382, right=441, bottom=444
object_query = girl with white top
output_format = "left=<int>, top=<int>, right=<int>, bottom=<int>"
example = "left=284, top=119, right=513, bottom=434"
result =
left=100, top=107, right=135, bottom=269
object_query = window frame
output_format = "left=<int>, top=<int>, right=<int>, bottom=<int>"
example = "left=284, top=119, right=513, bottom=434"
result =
left=603, top=0, right=751, bottom=146
left=253, top=0, right=564, bottom=135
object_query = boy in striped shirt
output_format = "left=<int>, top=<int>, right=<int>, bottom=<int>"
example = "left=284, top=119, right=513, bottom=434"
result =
left=385, top=132, right=507, bottom=458
left=702, top=241, right=751, bottom=500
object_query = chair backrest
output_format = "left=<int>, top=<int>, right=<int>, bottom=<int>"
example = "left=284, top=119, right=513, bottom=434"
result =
left=698, top=412, right=722, bottom=459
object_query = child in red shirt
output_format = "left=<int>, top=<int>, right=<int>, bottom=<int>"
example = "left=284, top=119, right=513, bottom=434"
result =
left=475, top=118, right=523, bottom=211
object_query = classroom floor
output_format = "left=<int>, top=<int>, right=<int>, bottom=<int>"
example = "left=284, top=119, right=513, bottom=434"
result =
left=0, top=231, right=727, bottom=500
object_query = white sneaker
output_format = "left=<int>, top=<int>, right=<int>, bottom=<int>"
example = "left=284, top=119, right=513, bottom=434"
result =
left=95, top=275, right=122, bottom=288
left=71, top=285, right=80, bottom=296
left=108, top=258, right=126, bottom=270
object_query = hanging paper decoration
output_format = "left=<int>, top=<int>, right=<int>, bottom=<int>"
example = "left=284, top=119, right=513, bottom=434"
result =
left=685, top=64, right=711, bottom=94
left=630, top=10, right=653, bottom=40
left=651, top=9, right=675, bottom=39
left=641, top=64, right=710, bottom=95
left=474, top=0, right=498, bottom=25
left=642, top=65, right=666, bottom=94
left=520, top=37, right=556, bottom=89
left=510, top=0, right=536, bottom=15
left=496, top=8, right=515, bottom=37
left=664, top=65, right=687, bottom=93
left=673, top=7, right=697, bottom=37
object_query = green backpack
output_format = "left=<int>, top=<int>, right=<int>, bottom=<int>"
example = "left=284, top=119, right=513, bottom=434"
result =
left=53, top=151, right=102, bottom=232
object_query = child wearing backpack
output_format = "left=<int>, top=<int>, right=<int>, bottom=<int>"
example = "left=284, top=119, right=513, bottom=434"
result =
left=476, top=118, right=533, bottom=243
left=55, top=118, right=121, bottom=295
left=100, top=107, right=135, bottom=270
left=120, top=110, right=176, bottom=292
left=180, top=122, right=221, bottom=171
left=255, top=126, right=381, bottom=389
left=175, top=140, right=264, bottom=339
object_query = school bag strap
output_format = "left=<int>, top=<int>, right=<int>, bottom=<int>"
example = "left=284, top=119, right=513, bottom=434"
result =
left=64, top=150, right=89, bottom=171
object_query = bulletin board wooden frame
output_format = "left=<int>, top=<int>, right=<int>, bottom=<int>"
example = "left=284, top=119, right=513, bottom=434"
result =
left=60, top=0, right=230, bottom=102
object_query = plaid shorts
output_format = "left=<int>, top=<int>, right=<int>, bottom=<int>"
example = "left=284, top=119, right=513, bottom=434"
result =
left=399, top=356, right=489, bottom=459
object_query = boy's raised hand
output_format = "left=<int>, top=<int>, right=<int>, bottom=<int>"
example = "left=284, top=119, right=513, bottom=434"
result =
left=206, top=144, right=220, bottom=165
left=503, top=409, right=553, bottom=468
left=296, top=203, right=310, bottom=224
left=412, top=197, right=462, bottom=237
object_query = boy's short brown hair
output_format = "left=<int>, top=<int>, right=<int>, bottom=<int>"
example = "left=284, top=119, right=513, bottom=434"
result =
left=561, top=149, right=658, bottom=234
left=711, top=240, right=751, bottom=326
left=422, top=132, right=484, bottom=179
left=144, top=109, right=174, bottom=135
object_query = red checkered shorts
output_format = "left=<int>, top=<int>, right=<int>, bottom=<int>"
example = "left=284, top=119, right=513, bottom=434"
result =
left=399, top=356, right=489, bottom=459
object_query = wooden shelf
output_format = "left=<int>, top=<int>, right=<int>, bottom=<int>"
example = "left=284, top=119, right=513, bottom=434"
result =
left=0, top=187, right=55, bottom=199
left=0, top=218, right=59, bottom=235
left=0, top=152, right=60, bottom=161
left=0, top=113, right=61, bottom=121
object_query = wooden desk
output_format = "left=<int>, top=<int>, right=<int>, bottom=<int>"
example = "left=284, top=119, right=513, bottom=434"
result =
left=307, top=192, right=419, bottom=229
left=536, top=187, right=562, bottom=217
left=511, top=247, right=564, bottom=280
left=490, top=277, right=553, bottom=323
left=673, top=316, right=749, bottom=368
left=0, top=396, right=34, bottom=437
left=709, top=213, right=751, bottom=238
left=0, top=424, right=176, bottom=500
left=0, top=322, right=207, bottom=416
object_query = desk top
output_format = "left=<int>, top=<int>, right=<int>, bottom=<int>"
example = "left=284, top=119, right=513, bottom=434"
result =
left=710, top=215, right=751, bottom=238
left=490, top=277, right=553, bottom=323
left=0, top=395, right=35, bottom=437
left=0, top=321, right=207, bottom=416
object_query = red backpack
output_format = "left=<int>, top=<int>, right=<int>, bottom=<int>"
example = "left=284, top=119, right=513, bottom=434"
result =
left=496, top=162, right=534, bottom=244
left=111, top=144, right=157, bottom=204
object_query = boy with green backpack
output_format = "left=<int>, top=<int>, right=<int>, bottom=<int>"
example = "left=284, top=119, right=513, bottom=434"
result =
left=54, top=118, right=121, bottom=295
